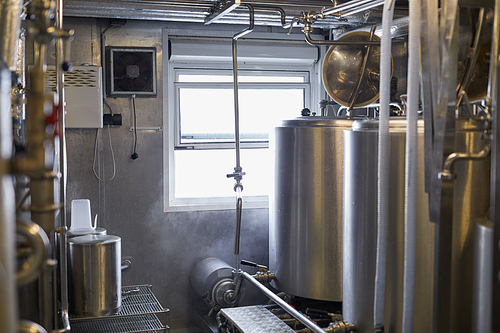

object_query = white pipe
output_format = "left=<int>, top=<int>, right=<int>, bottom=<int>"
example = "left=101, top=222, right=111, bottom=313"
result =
left=373, top=0, right=394, bottom=329
left=402, top=0, right=420, bottom=330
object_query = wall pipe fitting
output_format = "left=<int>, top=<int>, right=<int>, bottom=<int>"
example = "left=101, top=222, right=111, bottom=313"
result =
left=241, top=271, right=327, bottom=333
left=439, top=133, right=491, bottom=180
left=373, top=0, right=394, bottom=330
left=401, top=0, right=420, bottom=330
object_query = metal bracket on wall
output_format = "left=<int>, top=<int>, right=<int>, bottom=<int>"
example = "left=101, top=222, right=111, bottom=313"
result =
left=129, top=126, right=162, bottom=132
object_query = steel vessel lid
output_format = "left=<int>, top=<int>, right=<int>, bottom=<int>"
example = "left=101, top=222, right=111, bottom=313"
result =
left=280, top=116, right=365, bottom=128
left=68, top=235, right=121, bottom=245
left=351, top=118, right=425, bottom=132
left=351, top=116, right=488, bottom=132
left=67, top=227, right=107, bottom=237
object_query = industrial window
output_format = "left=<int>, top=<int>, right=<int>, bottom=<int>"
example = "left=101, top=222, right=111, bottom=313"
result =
left=164, top=33, right=318, bottom=211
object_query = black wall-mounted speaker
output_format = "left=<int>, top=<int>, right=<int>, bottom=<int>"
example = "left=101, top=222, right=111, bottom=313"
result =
left=106, top=47, right=157, bottom=97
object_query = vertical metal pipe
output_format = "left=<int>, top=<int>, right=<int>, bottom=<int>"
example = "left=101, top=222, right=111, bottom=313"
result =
left=230, top=4, right=253, bottom=271
left=231, top=4, right=254, bottom=177
left=0, top=0, right=23, bottom=70
left=55, top=0, right=70, bottom=329
left=432, top=0, right=460, bottom=331
left=0, top=61, right=18, bottom=333
left=472, top=219, right=493, bottom=333
left=231, top=39, right=241, bottom=174
left=489, top=0, right=500, bottom=330
left=56, top=0, right=66, bottom=231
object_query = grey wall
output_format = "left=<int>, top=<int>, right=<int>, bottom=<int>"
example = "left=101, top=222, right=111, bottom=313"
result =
left=60, top=18, right=271, bottom=329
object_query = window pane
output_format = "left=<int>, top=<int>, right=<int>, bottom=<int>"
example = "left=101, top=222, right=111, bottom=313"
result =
left=179, top=88, right=304, bottom=144
left=174, top=149, right=272, bottom=198
left=178, top=74, right=305, bottom=83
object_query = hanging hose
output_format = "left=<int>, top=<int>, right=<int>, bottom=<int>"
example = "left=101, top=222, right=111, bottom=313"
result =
left=234, top=187, right=242, bottom=272
left=373, top=0, right=394, bottom=329
left=402, top=0, right=420, bottom=331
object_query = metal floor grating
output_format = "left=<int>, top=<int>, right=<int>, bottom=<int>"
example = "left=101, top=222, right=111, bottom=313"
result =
left=70, top=285, right=169, bottom=333
left=221, top=305, right=295, bottom=333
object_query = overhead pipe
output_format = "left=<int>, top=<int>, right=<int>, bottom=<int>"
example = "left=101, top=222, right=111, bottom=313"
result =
left=401, top=0, right=420, bottom=330
left=373, top=0, right=394, bottom=330
left=304, top=28, right=380, bottom=46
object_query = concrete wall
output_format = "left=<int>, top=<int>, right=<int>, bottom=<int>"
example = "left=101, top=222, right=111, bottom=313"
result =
left=59, top=17, right=272, bottom=329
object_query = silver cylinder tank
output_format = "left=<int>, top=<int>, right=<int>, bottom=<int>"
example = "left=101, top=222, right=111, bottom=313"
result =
left=270, top=116, right=355, bottom=302
left=342, top=118, right=489, bottom=332
left=68, top=235, right=121, bottom=317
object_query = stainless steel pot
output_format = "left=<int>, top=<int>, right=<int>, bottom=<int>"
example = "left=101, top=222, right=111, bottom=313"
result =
left=68, top=235, right=121, bottom=317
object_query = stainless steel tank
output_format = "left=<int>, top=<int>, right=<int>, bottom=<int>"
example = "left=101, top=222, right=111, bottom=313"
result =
left=68, top=235, right=121, bottom=317
left=270, top=116, right=355, bottom=302
left=342, top=118, right=489, bottom=333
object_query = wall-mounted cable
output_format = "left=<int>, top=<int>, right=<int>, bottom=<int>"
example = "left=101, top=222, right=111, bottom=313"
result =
left=131, top=94, right=138, bottom=160
left=93, top=125, right=116, bottom=182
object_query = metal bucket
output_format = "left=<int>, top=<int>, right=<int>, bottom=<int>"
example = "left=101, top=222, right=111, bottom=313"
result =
left=68, top=235, right=121, bottom=317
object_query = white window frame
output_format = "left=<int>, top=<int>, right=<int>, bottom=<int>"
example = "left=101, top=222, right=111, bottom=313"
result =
left=174, top=68, right=310, bottom=150
left=163, top=29, right=322, bottom=212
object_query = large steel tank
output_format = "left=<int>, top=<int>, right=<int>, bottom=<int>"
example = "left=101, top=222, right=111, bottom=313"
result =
left=269, top=116, right=355, bottom=302
left=342, top=118, right=490, bottom=333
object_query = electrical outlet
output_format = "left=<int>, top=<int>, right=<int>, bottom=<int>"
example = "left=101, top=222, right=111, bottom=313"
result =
left=103, top=114, right=122, bottom=126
